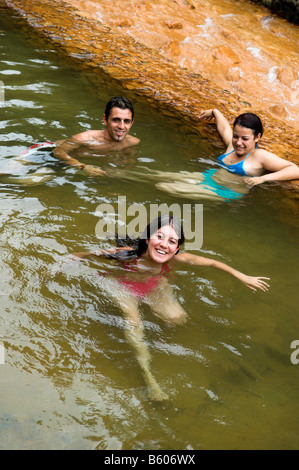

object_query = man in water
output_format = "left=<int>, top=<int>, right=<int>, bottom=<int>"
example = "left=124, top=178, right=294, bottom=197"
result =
left=53, top=96, right=140, bottom=176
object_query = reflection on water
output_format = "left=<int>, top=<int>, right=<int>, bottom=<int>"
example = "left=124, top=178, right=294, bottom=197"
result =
left=0, top=11, right=299, bottom=450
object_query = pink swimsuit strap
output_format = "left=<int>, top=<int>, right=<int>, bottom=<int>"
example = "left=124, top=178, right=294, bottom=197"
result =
left=122, top=258, right=171, bottom=275
left=118, top=259, right=172, bottom=297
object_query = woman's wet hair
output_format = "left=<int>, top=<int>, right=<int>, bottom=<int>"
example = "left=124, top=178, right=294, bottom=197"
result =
left=104, top=96, right=135, bottom=121
left=107, top=215, right=185, bottom=261
left=233, top=113, right=263, bottom=138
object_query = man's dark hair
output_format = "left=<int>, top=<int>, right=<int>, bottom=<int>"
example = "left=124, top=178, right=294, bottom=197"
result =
left=104, top=96, right=135, bottom=120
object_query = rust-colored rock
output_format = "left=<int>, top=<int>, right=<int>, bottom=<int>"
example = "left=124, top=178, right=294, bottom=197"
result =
left=212, top=46, right=240, bottom=65
left=59, top=0, right=299, bottom=131
left=225, top=67, right=242, bottom=82
left=268, top=104, right=290, bottom=121
left=276, top=66, right=297, bottom=86
left=164, top=40, right=181, bottom=57
left=163, top=20, right=184, bottom=30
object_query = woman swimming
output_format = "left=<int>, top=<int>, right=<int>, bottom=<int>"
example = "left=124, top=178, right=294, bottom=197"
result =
left=51, top=215, right=270, bottom=401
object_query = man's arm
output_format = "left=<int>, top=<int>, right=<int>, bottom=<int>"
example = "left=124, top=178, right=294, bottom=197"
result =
left=53, top=136, right=106, bottom=176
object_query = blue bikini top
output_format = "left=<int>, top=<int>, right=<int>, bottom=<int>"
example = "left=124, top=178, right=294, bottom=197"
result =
left=217, top=149, right=251, bottom=177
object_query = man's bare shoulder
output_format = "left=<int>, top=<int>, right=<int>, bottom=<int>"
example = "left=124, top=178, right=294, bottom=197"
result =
left=126, top=135, right=140, bottom=146
left=73, top=129, right=104, bottom=143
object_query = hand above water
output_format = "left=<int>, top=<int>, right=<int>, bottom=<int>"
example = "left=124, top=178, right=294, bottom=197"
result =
left=198, top=109, right=214, bottom=121
left=241, top=275, right=270, bottom=292
left=243, top=176, right=265, bottom=187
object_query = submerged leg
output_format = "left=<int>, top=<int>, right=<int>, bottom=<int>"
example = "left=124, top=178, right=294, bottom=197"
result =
left=0, top=157, right=55, bottom=185
left=3, top=167, right=56, bottom=185
left=109, top=166, right=247, bottom=202
left=147, top=282, right=188, bottom=326
left=107, top=166, right=206, bottom=184
left=123, top=301, right=169, bottom=401
left=100, top=278, right=168, bottom=401
left=155, top=181, right=224, bottom=201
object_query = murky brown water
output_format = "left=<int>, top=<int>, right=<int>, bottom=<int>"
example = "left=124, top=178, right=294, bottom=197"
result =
left=0, top=6, right=298, bottom=451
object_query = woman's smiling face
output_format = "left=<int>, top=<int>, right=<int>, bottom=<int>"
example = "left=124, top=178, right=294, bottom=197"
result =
left=232, top=124, right=260, bottom=157
left=146, top=224, right=179, bottom=263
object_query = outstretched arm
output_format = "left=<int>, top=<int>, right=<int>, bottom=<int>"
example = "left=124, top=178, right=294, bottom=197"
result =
left=53, top=136, right=106, bottom=176
left=176, top=252, right=270, bottom=292
left=47, top=250, right=103, bottom=277
left=198, top=109, right=233, bottom=149
left=47, top=246, right=134, bottom=277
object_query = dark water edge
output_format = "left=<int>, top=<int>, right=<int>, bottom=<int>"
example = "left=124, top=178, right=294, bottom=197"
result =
left=251, top=0, right=299, bottom=24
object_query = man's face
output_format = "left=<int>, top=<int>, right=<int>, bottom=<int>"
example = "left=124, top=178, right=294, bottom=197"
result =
left=103, top=107, right=134, bottom=142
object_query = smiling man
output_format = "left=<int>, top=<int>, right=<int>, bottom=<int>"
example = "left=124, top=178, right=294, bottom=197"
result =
left=53, top=96, right=140, bottom=176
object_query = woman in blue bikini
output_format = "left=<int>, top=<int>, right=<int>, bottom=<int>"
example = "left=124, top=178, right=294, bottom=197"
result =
left=199, top=108, right=299, bottom=186
left=127, top=109, right=299, bottom=201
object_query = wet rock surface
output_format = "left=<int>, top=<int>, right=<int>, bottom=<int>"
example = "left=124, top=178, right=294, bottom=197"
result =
left=63, top=0, right=299, bottom=132
left=2, top=0, right=299, bottom=179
